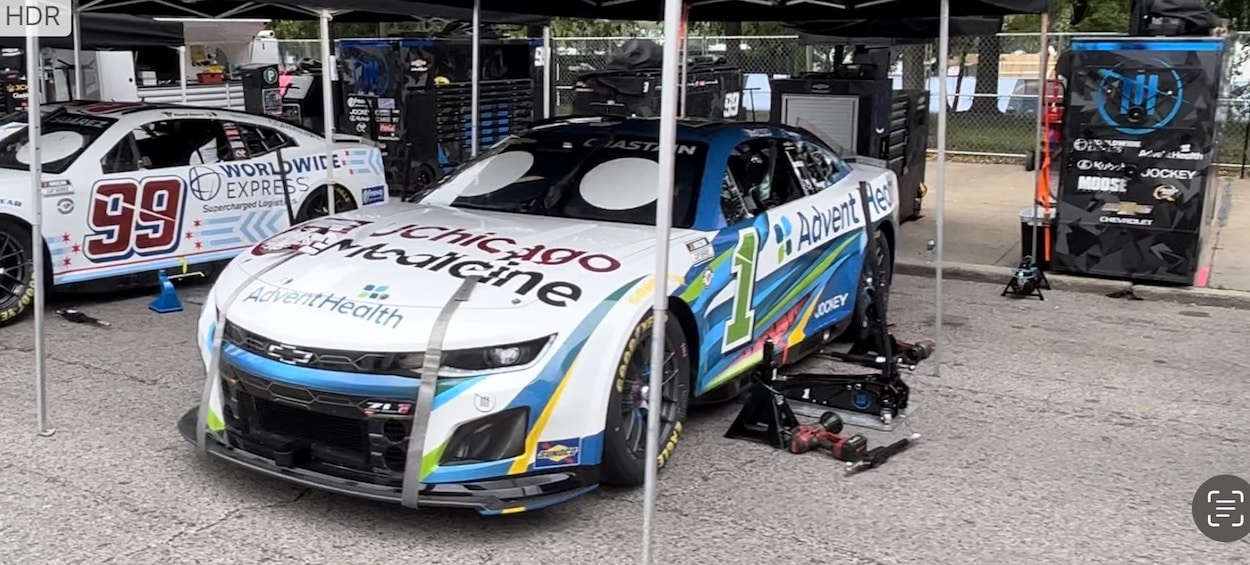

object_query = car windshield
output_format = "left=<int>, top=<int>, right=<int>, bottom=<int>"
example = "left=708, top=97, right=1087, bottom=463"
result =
left=418, top=131, right=708, bottom=229
left=0, top=108, right=117, bottom=174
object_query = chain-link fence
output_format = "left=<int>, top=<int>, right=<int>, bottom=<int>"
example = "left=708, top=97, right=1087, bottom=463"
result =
left=551, top=32, right=1250, bottom=168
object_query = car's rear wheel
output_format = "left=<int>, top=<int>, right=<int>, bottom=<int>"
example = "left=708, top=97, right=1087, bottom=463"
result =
left=601, top=312, right=691, bottom=486
left=0, top=219, right=36, bottom=327
left=297, top=185, right=357, bottom=222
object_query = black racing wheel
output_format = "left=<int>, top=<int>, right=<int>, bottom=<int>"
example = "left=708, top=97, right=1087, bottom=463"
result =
left=0, top=219, right=37, bottom=327
left=843, top=228, right=893, bottom=342
left=601, top=311, right=691, bottom=486
left=297, top=185, right=358, bottom=222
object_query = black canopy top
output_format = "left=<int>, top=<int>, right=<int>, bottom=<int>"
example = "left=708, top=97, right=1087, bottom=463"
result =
left=374, top=0, right=1048, bottom=21
left=79, top=0, right=549, bottom=24
left=0, top=14, right=184, bottom=49
left=792, top=16, right=1005, bottom=44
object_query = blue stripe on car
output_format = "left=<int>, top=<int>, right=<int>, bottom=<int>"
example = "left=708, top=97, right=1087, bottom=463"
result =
left=503, top=277, right=644, bottom=431
left=221, top=343, right=482, bottom=410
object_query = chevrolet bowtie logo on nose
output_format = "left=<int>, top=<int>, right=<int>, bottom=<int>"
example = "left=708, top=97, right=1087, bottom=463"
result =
left=267, top=343, right=314, bottom=365
left=1101, top=202, right=1153, bottom=216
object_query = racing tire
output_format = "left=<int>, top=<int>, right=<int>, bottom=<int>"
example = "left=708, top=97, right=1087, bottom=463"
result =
left=844, top=229, right=893, bottom=342
left=601, top=312, right=691, bottom=487
left=0, top=220, right=39, bottom=328
left=410, top=162, right=441, bottom=195
left=296, top=185, right=358, bottom=222
left=1023, top=150, right=1036, bottom=172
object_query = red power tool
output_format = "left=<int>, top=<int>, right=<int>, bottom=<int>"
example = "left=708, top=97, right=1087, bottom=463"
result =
left=787, top=411, right=917, bottom=473
left=788, top=412, right=869, bottom=461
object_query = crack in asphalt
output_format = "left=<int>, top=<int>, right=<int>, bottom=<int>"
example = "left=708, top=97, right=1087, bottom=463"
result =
left=99, top=488, right=314, bottom=564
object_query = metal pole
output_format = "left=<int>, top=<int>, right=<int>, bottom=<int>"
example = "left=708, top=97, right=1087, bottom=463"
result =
left=470, top=0, right=480, bottom=157
left=678, top=32, right=688, bottom=118
left=542, top=25, right=552, bottom=119
left=27, top=0, right=52, bottom=437
left=72, top=5, right=81, bottom=99
left=933, top=0, right=949, bottom=378
left=642, top=0, right=682, bottom=562
left=1031, top=13, right=1051, bottom=266
left=319, top=10, right=336, bottom=215
left=178, top=45, right=187, bottom=103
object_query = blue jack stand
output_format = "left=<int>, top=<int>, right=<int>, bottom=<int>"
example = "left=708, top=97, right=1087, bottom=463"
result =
left=149, top=270, right=182, bottom=313
left=149, top=269, right=206, bottom=314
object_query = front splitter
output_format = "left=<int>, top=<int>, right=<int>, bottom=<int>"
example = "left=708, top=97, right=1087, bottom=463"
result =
left=177, top=406, right=598, bottom=515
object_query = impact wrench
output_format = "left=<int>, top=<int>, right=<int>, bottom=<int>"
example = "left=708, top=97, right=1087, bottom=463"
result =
left=787, top=412, right=917, bottom=473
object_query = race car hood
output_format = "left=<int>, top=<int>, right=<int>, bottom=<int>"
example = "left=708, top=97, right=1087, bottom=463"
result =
left=217, top=203, right=664, bottom=346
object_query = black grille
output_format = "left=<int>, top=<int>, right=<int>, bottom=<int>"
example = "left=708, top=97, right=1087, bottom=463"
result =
left=222, top=321, right=422, bottom=374
left=220, top=365, right=416, bottom=484
left=254, top=399, right=366, bottom=452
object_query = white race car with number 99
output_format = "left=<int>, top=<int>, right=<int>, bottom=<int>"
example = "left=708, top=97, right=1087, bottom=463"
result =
left=180, top=117, right=899, bottom=515
left=0, top=101, right=388, bottom=326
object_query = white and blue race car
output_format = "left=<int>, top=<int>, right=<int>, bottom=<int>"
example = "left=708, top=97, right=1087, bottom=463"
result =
left=180, top=116, right=899, bottom=514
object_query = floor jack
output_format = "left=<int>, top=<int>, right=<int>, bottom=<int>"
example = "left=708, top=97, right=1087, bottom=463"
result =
left=726, top=181, right=933, bottom=472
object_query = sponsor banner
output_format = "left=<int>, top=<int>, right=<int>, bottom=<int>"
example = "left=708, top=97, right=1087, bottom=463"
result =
left=1099, top=201, right=1154, bottom=227
left=794, top=180, right=893, bottom=253
left=1141, top=167, right=1199, bottom=180
left=241, top=283, right=406, bottom=328
left=1076, top=159, right=1126, bottom=172
left=1076, top=176, right=1128, bottom=194
left=1072, top=138, right=1141, bottom=153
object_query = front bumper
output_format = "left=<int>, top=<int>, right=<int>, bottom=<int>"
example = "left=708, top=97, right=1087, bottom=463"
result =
left=178, top=407, right=599, bottom=515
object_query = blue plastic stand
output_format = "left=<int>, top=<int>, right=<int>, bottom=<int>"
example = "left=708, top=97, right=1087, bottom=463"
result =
left=149, top=270, right=183, bottom=313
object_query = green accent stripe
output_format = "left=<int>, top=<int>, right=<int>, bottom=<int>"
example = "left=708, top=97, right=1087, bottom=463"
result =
left=759, top=237, right=855, bottom=325
left=680, top=248, right=733, bottom=303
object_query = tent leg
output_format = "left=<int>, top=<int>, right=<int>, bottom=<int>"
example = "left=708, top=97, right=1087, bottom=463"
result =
left=678, top=28, right=688, bottom=118
left=26, top=2, right=53, bottom=438
left=542, top=25, right=552, bottom=119
left=470, top=0, right=480, bottom=157
left=1030, top=14, right=1050, bottom=263
left=319, top=10, right=336, bottom=215
left=178, top=45, right=188, bottom=103
left=642, top=0, right=683, bottom=562
left=72, top=5, right=82, bottom=99
left=933, top=0, right=949, bottom=377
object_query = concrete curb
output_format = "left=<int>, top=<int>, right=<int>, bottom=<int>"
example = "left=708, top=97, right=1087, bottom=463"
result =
left=895, top=259, right=1250, bottom=310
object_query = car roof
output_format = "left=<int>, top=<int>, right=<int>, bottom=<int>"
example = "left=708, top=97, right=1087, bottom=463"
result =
left=524, top=116, right=805, bottom=147
left=49, top=101, right=277, bottom=123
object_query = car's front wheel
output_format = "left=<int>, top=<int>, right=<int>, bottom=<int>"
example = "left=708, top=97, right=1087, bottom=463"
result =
left=601, top=312, right=691, bottom=486
left=0, top=219, right=36, bottom=327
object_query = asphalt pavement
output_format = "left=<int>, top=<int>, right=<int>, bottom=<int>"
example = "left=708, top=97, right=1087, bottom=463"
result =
left=1, top=274, right=1247, bottom=564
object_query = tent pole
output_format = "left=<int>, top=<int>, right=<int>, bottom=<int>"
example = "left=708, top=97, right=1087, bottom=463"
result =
left=470, top=0, right=480, bottom=157
left=642, top=0, right=683, bottom=562
left=178, top=45, right=187, bottom=103
left=319, top=10, right=336, bottom=215
left=72, top=4, right=82, bottom=99
left=933, top=0, right=949, bottom=377
left=542, top=25, right=552, bottom=119
left=678, top=24, right=688, bottom=118
left=1030, top=13, right=1050, bottom=265
left=27, top=0, right=53, bottom=438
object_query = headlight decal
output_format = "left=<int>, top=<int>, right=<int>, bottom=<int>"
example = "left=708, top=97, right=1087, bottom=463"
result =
left=502, top=276, right=642, bottom=475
